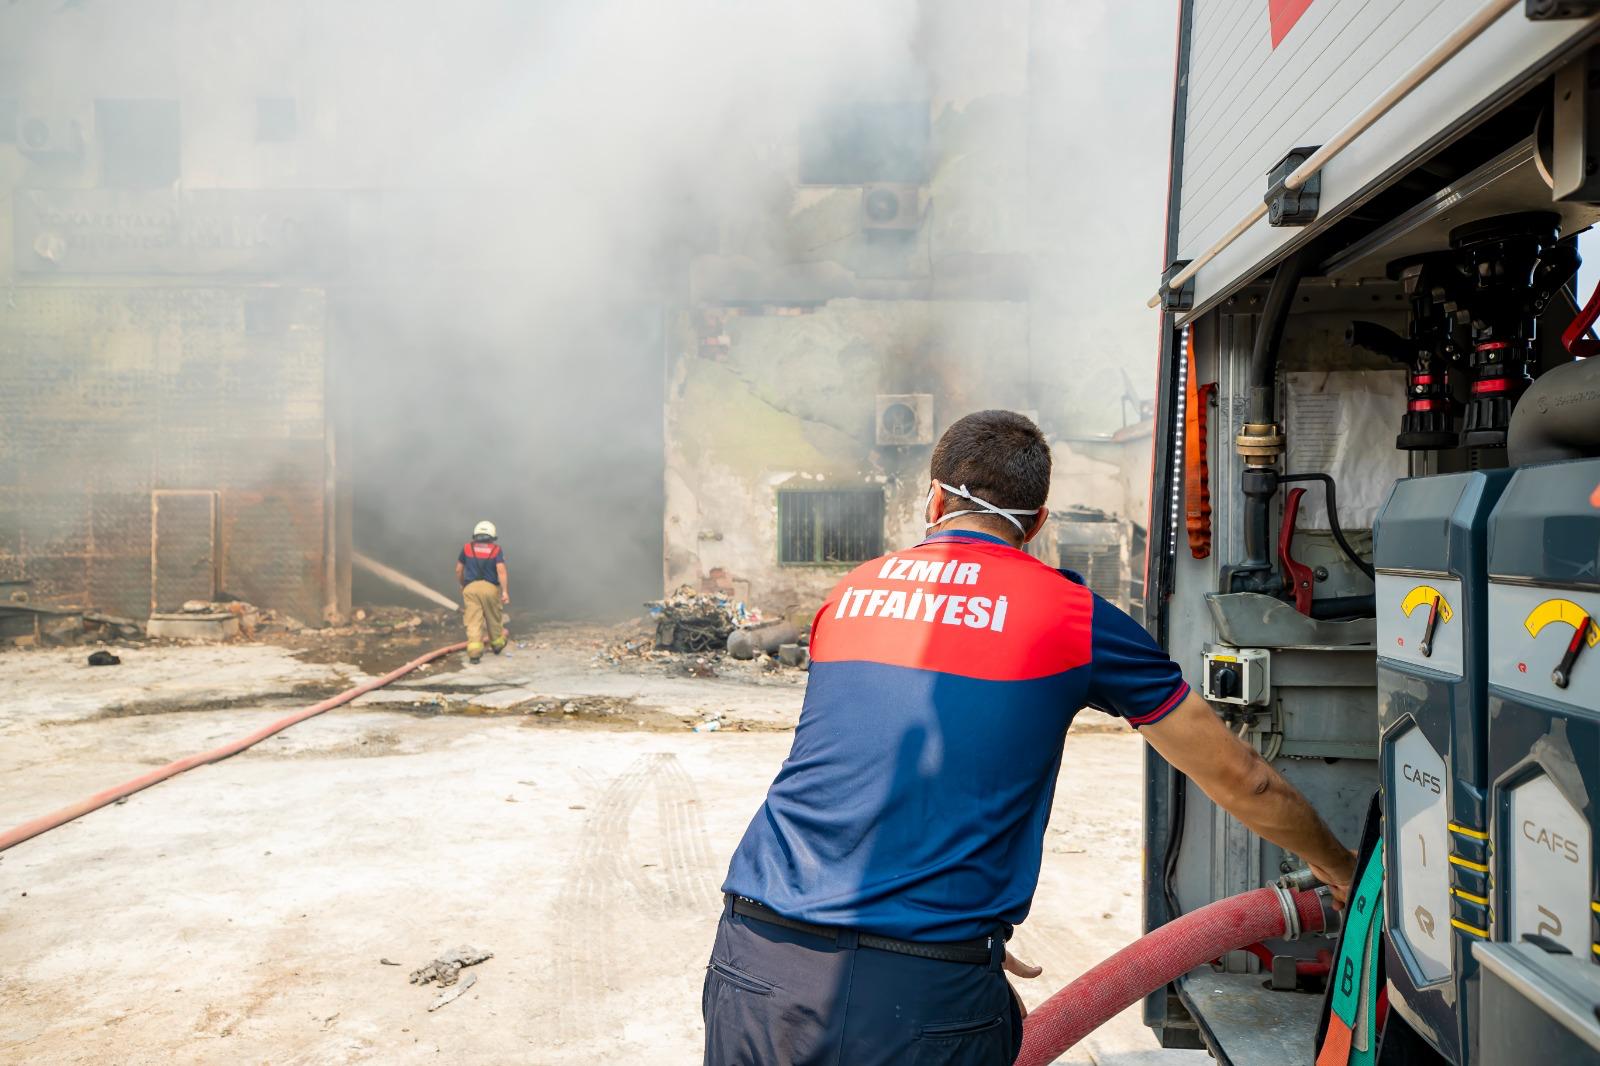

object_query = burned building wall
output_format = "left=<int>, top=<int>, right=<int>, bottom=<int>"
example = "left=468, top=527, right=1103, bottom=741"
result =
left=663, top=310, right=1152, bottom=612
left=665, top=299, right=1035, bottom=611
left=665, top=0, right=1084, bottom=613
left=0, top=2, right=347, bottom=623
left=0, top=287, right=331, bottom=621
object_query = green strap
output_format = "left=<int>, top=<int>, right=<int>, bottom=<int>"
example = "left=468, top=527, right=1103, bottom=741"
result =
left=1327, top=838, right=1385, bottom=1066
left=1330, top=838, right=1385, bottom=1025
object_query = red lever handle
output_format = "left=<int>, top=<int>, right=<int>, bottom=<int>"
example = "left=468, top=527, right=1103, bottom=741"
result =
left=1279, top=487, right=1315, bottom=616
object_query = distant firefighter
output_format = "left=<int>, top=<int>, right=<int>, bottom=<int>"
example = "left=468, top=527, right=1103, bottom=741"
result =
left=456, top=520, right=509, bottom=663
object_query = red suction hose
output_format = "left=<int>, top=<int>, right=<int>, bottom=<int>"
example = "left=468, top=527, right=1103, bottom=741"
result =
left=1016, top=886, right=1328, bottom=1066
left=0, top=641, right=467, bottom=853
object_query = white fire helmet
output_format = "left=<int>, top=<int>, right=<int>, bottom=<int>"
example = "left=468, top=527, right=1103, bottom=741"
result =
left=473, top=520, right=498, bottom=540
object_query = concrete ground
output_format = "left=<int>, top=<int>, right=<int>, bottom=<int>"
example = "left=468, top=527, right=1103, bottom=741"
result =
left=0, top=632, right=1205, bottom=1065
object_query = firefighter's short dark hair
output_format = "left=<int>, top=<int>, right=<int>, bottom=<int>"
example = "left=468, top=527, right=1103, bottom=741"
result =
left=929, top=410, right=1051, bottom=519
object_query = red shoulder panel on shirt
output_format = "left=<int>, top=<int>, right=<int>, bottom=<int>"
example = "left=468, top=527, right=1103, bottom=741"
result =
left=809, top=540, right=1092, bottom=681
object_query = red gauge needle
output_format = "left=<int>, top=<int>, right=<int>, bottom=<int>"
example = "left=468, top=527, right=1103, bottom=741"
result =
left=1553, top=613, right=1592, bottom=689
left=1419, top=595, right=1441, bottom=659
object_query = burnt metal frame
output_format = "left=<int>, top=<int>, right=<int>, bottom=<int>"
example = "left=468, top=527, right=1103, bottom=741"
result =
left=149, top=489, right=220, bottom=614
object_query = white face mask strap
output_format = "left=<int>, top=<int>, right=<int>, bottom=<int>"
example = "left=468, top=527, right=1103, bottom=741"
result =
left=925, top=482, right=1039, bottom=535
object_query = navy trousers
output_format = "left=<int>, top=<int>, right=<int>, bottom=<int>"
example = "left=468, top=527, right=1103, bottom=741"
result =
left=702, top=898, right=1023, bottom=1065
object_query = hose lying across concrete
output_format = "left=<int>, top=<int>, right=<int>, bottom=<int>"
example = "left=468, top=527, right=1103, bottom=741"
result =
left=6, top=647, right=1329, bottom=1066
left=1016, top=886, right=1329, bottom=1066
left=0, top=641, right=467, bottom=854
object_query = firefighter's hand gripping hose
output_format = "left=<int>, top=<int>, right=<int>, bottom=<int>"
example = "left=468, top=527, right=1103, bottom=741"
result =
left=0, top=641, right=467, bottom=854
left=1014, top=886, right=1329, bottom=1066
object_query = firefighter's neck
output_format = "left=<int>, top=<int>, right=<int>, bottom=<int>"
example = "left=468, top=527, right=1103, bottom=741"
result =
left=935, top=514, right=1026, bottom=547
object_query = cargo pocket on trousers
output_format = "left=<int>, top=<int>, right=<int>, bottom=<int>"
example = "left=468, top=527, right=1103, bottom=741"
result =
left=912, top=1013, right=1006, bottom=1064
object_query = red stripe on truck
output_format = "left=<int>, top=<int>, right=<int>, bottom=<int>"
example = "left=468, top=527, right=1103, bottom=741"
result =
left=1269, top=0, right=1315, bottom=48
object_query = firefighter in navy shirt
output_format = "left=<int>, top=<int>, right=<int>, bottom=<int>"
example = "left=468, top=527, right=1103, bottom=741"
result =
left=456, top=520, right=509, bottom=663
left=703, top=411, right=1355, bottom=1066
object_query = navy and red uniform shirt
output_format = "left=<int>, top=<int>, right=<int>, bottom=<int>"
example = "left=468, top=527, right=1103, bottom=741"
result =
left=458, top=540, right=506, bottom=585
left=722, top=529, right=1189, bottom=942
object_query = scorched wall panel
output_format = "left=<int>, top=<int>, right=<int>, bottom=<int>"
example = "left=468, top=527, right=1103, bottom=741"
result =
left=0, top=286, right=329, bottom=621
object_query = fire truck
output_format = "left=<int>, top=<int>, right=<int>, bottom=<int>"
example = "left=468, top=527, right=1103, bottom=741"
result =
left=1142, top=2, right=1600, bottom=1063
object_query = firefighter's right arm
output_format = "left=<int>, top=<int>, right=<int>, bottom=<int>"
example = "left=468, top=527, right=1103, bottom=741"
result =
left=1140, top=690, right=1357, bottom=905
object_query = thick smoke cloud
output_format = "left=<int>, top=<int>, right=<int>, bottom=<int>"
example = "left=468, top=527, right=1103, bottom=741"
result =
left=2, top=0, right=1176, bottom=620
left=1029, top=0, right=1178, bottom=438
left=328, top=0, right=927, bottom=618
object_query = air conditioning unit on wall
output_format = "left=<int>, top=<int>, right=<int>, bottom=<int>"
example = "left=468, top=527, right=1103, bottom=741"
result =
left=15, top=113, right=84, bottom=158
left=860, top=184, right=922, bottom=232
left=876, top=394, right=934, bottom=445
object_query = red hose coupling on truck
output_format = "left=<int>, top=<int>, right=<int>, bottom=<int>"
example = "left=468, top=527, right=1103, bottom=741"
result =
left=1016, top=886, right=1334, bottom=1066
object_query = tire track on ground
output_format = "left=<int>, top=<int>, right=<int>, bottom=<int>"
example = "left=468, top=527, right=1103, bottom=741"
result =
left=653, top=753, right=716, bottom=911
left=550, top=752, right=716, bottom=1042
left=551, top=755, right=655, bottom=1041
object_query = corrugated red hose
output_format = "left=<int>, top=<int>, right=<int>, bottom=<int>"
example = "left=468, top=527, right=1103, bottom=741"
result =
left=1016, top=887, right=1327, bottom=1066
left=0, top=641, right=466, bottom=853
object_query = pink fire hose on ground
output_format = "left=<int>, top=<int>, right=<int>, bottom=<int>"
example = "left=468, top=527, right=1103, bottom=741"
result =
left=1015, top=886, right=1330, bottom=1066
left=0, top=642, right=467, bottom=854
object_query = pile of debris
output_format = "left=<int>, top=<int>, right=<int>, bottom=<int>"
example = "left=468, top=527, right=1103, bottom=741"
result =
left=599, top=626, right=665, bottom=664
left=2, top=586, right=144, bottom=648
left=647, top=586, right=755, bottom=654
left=146, top=599, right=311, bottom=642
left=408, top=945, right=492, bottom=1013
left=597, top=598, right=812, bottom=674
left=146, top=600, right=260, bottom=641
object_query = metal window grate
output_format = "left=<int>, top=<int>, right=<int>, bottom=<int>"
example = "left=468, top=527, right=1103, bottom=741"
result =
left=778, top=489, right=884, bottom=565
left=1060, top=544, right=1123, bottom=603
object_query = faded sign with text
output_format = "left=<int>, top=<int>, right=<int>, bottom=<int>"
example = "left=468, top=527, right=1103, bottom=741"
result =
left=13, top=189, right=347, bottom=276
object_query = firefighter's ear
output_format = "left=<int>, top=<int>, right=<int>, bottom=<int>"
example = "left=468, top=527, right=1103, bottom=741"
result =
left=1022, top=506, right=1049, bottom=543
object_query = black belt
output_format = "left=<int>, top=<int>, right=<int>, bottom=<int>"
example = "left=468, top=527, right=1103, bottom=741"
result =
left=730, top=896, right=997, bottom=966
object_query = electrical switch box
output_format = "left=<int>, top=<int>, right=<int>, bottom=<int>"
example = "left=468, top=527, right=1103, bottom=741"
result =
left=1200, top=646, right=1270, bottom=705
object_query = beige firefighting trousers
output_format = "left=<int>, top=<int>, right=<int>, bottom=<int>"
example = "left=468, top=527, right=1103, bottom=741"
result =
left=462, top=580, right=506, bottom=658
